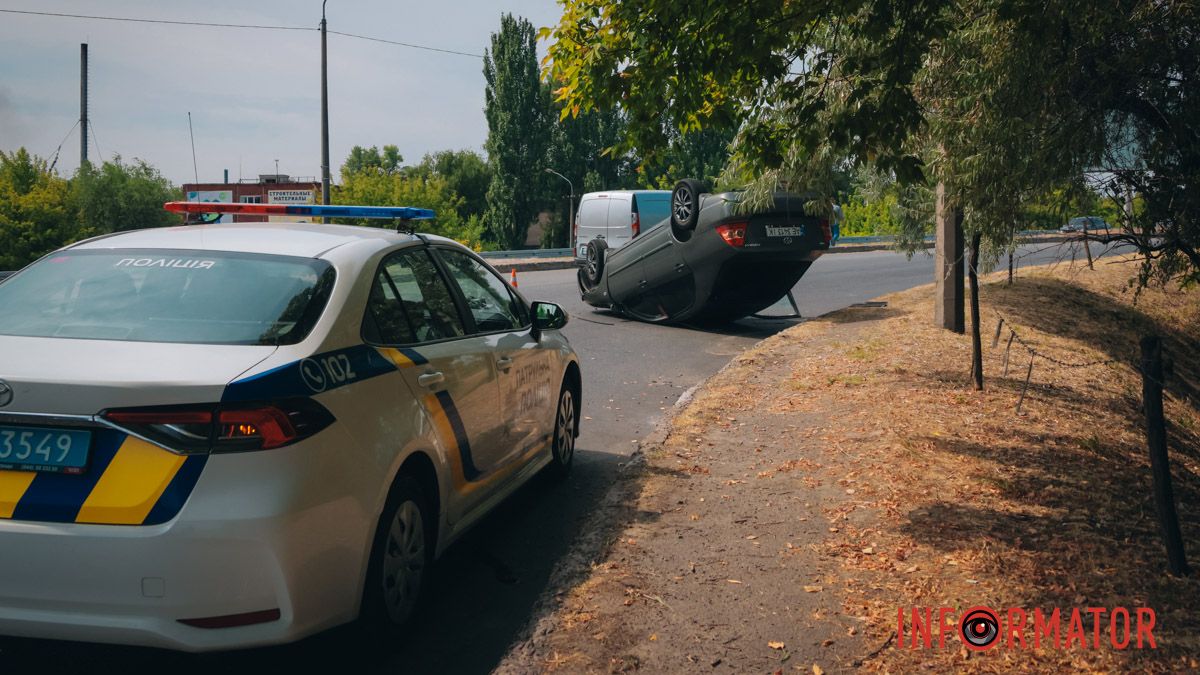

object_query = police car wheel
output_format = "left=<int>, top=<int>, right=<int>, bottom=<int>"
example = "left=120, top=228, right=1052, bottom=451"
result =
left=361, top=476, right=432, bottom=639
left=548, top=386, right=576, bottom=478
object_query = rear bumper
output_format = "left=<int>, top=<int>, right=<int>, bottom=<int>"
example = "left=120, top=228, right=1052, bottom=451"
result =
left=0, top=434, right=373, bottom=652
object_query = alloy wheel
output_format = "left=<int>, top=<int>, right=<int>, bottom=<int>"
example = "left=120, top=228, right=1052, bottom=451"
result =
left=381, top=500, right=426, bottom=624
left=555, top=389, right=575, bottom=467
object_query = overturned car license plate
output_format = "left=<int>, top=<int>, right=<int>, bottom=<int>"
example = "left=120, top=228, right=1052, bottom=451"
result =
left=765, top=226, right=805, bottom=237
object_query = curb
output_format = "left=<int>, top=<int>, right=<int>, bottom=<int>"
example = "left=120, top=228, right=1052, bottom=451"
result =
left=493, top=355, right=753, bottom=672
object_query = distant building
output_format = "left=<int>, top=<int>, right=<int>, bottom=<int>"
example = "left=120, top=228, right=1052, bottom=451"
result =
left=180, top=174, right=321, bottom=223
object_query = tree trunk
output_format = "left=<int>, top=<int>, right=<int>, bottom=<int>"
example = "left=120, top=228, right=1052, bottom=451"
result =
left=969, top=232, right=984, bottom=390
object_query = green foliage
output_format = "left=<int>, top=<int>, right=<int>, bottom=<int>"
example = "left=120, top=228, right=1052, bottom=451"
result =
left=0, top=150, right=178, bottom=270
left=341, top=145, right=404, bottom=179
left=410, top=150, right=490, bottom=220
left=0, top=149, right=80, bottom=269
left=333, top=170, right=486, bottom=250
left=545, top=0, right=1200, bottom=283
left=71, top=156, right=179, bottom=234
left=484, top=14, right=551, bottom=249
left=642, top=125, right=736, bottom=189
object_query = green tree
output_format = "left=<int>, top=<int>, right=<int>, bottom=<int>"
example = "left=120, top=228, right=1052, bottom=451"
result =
left=483, top=14, right=550, bottom=249
left=546, top=0, right=1200, bottom=389
left=334, top=170, right=486, bottom=250
left=410, top=149, right=490, bottom=220
left=340, top=145, right=404, bottom=180
left=70, top=156, right=179, bottom=234
left=642, top=125, right=736, bottom=189
left=0, top=149, right=79, bottom=269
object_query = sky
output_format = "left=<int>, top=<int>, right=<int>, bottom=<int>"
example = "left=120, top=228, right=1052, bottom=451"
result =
left=0, top=1, right=564, bottom=185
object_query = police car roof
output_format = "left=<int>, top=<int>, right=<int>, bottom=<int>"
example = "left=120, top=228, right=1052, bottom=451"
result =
left=67, top=222, right=456, bottom=258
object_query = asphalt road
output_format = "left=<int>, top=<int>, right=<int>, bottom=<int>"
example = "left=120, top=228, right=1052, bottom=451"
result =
left=0, top=239, right=1105, bottom=674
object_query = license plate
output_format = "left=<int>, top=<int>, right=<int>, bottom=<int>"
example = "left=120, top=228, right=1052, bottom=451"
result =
left=765, top=226, right=806, bottom=237
left=0, top=426, right=91, bottom=474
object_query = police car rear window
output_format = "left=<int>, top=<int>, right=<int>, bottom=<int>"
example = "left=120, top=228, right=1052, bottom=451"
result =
left=0, top=249, right=335, bottom=345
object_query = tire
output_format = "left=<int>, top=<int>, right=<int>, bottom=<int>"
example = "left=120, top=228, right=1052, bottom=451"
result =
left=359, top=475, right=433, bottom=646
left=545, top=383, right=577, bottom=479
left=670, top=179, right=708, bottom=231
left=584, top=239, right=608, bottom=286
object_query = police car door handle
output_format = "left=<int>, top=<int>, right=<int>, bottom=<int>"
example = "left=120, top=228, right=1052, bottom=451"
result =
left=496, top=357, right=513, bottom=372
left=417, top=371, right=445, bottom=388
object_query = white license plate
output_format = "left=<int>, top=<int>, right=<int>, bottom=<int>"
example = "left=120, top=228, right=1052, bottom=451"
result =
left=765, top=226, right=805, bottom=237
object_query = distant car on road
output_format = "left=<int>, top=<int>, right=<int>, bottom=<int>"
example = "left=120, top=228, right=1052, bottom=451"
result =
left=572, top=190, right=672, bottom=261
left=578, top=179, right=831, bottom=324
left=0, top=202, right=581, bottom=651
left=1060, top=216, right=1110, bottom=234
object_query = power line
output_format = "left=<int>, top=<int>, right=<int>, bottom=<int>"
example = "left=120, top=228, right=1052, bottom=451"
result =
left=328, top=30, right=483, bottom=58
left=0, top=8, right=312, bottom=31
left=0, top=8, right=482, bottom=58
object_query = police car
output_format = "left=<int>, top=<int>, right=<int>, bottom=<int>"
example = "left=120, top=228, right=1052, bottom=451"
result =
left=0, top=202, right=581, bottom=651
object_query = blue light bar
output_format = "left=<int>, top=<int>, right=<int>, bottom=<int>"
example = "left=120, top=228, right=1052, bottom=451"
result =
left=285, top=204, right=436, bottom=220
left=163, top=202, right=436, bottom=220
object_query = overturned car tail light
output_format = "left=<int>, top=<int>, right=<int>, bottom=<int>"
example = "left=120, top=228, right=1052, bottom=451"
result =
left=716, top=221, right=748, bottom=247
left=102, top=399, right=334, bottom=454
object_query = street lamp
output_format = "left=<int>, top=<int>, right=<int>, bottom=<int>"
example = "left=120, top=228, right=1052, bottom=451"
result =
left=544, top=168, right=574, bottom=250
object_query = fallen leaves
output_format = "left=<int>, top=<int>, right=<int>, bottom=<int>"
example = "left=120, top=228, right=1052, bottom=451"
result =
left=768, top=640, right=785, bottom=650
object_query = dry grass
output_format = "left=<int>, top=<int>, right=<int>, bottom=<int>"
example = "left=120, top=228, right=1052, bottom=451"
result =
left=777, top=255, right=1200, bottom=672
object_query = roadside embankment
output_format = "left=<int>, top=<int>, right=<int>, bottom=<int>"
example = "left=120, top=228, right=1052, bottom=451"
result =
left=499, top=255, right=1199, bottom=673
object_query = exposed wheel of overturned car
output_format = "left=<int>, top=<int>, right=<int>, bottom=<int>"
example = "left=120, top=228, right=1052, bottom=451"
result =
left=670, top=179, right=708, bottom=241
left=583, top=238, right=608, bottom=287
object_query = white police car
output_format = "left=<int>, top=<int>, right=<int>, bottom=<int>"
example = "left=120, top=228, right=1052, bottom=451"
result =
left=0, top=202, right=581, bottom=651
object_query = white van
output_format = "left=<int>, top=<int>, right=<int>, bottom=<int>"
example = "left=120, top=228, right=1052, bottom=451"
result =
left=573, top=190, right=672, bottom=262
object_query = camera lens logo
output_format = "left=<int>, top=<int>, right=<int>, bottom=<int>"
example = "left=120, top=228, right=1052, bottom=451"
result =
left=959, top=606, right=1000, bottom=650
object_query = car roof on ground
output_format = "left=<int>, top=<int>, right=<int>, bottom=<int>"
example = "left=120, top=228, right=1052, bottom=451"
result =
left=67, top=222, right=456, bottom=258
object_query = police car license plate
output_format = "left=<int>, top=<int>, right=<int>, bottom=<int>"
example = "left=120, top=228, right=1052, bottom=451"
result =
left=765, top=226, right=805, bottom=237
left=0, top=426, right=91, bottom=474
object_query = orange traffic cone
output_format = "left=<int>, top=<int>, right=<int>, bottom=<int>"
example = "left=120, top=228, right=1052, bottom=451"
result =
left=510, top=268, right=518, bottom=288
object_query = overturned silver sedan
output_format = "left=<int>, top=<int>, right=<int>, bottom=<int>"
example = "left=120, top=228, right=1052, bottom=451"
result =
left=578, top=180, right=831, bottom=324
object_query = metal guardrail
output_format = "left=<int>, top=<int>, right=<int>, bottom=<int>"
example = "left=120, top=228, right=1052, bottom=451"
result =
left=480, top=248, right=574, bottom=260
left=479, top=230, right=1060, bottom=258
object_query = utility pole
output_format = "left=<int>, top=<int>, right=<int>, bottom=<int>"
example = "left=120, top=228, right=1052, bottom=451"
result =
left=320, top=0, right=331, bottom=205
left=80, top=43, right=88, bottom=167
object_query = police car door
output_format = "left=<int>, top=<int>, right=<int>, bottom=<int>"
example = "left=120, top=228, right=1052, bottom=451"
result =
left=433, top=248, right=554, bottom=473
left=363, top=247, right=504, bottom=520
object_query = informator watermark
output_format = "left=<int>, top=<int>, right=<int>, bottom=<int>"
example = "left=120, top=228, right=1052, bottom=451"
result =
left=897, top=606, right=1157, bottom=651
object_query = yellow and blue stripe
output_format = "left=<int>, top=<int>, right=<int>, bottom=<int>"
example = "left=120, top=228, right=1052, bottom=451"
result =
left=0, top=430, right=206, bottom=526
left=423, top=390, right=549, bottom=497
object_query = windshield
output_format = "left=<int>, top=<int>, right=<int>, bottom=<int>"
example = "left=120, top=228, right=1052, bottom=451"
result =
left=0, top=249, right=335, bottom=345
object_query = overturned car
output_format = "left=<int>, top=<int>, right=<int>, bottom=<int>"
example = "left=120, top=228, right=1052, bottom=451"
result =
left=578, top=180, right=831, bottom=324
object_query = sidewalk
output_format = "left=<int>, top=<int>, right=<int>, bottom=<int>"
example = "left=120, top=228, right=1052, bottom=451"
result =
left=498, top=257, right=1199, bottom=673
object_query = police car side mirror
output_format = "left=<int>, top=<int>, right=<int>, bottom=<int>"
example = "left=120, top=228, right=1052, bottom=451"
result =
left=531, top=301, right=568, bottom=339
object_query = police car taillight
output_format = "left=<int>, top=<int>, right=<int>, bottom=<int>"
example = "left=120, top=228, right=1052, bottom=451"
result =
left=102, top=399, right=334, bottom=454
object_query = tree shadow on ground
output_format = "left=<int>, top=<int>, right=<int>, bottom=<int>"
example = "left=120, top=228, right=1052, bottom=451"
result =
left=898, top=421, right=1200, bottom=667
left=986, top=276, right=1199, bottom=406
